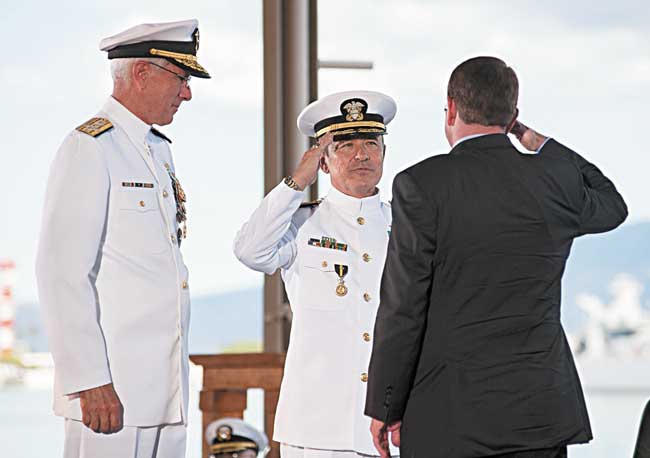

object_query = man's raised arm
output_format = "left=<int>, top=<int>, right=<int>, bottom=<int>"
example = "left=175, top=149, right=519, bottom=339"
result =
left=513, top=120, right=628, bottom=235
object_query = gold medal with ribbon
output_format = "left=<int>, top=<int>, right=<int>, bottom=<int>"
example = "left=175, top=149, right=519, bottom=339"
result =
left=334, top=264, right=349, bottom=297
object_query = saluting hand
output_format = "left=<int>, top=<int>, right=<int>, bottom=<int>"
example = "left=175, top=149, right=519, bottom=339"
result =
left=291, top=132, right=334, bottom=190
left=79, top=382, right=124, bottom=434
left=510, top=120, right=548, bottom=152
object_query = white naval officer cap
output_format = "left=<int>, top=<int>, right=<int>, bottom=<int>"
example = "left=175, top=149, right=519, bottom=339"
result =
left=205, top=417, right=269, bottom=457
left=99, top=19, right=211, bottom=78
left=297, top=90, right=397, bottom=140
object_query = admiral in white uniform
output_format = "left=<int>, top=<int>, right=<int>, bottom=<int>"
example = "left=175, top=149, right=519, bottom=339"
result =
left=36, top=19, right=210, bottom=458
left=234, top=91, right=399, bottom=457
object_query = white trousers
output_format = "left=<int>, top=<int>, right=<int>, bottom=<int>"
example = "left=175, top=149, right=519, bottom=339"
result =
left=280, top=443, right=393, bottom=458
left=63, top=418, right=187, bottom=458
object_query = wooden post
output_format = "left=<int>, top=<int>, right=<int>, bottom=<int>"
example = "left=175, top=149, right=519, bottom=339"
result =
left=190, top=353, right=286, bottom=458
left=263, top=0, right=318, bottom=354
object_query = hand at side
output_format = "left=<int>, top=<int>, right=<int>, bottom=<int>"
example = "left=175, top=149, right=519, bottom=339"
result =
left=370, top=418, right=402, bottom=457
left=79, top=382, right=124, bottom=434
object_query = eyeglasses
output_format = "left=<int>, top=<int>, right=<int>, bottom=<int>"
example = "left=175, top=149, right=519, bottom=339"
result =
left=148, top=62, right=191, bottom=87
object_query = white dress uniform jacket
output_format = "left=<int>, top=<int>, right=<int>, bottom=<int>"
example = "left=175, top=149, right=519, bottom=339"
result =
left=234, top=182, right=397, bottom=455
left=36, top=96, right=191, bottom=427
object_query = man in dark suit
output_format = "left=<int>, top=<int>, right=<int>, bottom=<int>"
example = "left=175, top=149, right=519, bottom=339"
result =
left=365, top=56, right=628, bottom=458
left=634, top=399, right=650, bottom=458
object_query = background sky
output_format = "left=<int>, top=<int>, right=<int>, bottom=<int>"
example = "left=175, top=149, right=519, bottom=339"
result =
left=1, top=0, right=648, bottom=303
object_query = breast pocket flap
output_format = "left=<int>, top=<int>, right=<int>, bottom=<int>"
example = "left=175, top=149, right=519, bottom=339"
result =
left=119, top=189, right=159, bottom=213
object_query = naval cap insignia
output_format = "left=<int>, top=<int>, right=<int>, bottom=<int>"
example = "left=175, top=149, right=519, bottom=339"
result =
left=193, top=28, right=200, bottom=53
left=341, top=99, right=367, bottom=122
left=216, top=425, right=232, bottom=442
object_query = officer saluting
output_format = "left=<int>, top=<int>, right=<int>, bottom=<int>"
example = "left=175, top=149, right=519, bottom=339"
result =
left=36, top=19, right=210, bottom=457
left=234, top=91, right=399, bottom=457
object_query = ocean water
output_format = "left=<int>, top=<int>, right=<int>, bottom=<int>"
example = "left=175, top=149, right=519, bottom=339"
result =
left=0, top=373, right=646, bottom=458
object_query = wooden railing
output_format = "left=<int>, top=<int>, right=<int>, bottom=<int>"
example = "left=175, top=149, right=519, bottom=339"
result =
left=190, top=353, right=286, bottom=458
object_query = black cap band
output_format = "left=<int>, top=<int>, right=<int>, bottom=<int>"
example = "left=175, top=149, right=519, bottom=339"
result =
left=107, top=40, right=196, bottom=59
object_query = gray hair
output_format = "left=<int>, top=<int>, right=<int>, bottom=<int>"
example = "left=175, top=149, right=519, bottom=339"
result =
left=110, top=57, right=169, bottom=83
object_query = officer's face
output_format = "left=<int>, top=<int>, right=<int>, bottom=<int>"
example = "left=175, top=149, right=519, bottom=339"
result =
left=146, top=62, right=193, bottom=126
left=322, top=136, right=384, bottom=198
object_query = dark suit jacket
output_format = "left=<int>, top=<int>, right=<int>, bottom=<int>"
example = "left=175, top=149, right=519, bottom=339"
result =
left=365, top=134, right=628, bottom=457
left=634, top=399, right=650, bottom=458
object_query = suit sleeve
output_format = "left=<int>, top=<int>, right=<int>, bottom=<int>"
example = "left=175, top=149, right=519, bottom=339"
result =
left=542, top=139, right=628, bottom=234
left=233, top=182, right=307, bottom=274
left=35, top=132, right=112, bottom=395
left=365, top=170, right=437, bottom=423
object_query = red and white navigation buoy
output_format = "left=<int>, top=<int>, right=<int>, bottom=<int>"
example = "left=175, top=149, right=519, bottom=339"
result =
left=0, top=260, right=16, bottom=359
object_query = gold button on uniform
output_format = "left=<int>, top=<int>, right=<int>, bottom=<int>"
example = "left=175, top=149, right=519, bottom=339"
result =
left=363, top=332, right=371, bottom=342
left=322, top=261, right=328, bottom=268
left=163, top=190, right=169, bottom=198
left=362, top=253, right=371, bottom=262
left=182, top=281, right=188, bottom=289
left=170, top=234, right=176, bottom=243
left=360, top=372, right=368, bottom=382
left=357, top=217, right=366, bottom=225
left=139, top=200, right=145, bottom=207
left=363, top=293, right=371, bottom=302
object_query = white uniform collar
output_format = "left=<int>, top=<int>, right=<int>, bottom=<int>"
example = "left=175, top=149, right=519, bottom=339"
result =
left=102, top=96, right=153, bottom=143
left=325, top=185, right=381, bottom=216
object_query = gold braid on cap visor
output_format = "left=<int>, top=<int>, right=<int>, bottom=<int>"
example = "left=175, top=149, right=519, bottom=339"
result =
left=209, top=441, right=259, bottom=454
left=149, top=48, right=208, bottom=74
left=315, top=121, right=385, bottom=138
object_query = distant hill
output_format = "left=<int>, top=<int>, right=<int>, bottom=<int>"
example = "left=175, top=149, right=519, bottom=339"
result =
left=188, top=288, right=262, bottom=353
left=15, top=288, right=264, bottom=354
left=14, top=222, right=649, bottom=351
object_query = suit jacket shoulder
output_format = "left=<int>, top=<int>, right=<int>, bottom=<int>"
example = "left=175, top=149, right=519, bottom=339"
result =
left=398, top=152, right=465, bottom=201
left=406, top=152, right=458, bottom=179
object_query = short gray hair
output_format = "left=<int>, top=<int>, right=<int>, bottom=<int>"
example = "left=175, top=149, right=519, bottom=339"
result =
left=110, top=57, right=169, bottom=83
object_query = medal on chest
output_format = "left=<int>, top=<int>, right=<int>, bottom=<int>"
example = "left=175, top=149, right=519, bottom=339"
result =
left=334, top=264, right=349, bottom=297
left=165, top=163, right=188, bottom=241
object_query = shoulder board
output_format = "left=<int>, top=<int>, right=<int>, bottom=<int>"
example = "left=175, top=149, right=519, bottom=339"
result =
left=76, top=117, right=113, bottom=137
left=151, top=127, right=172, bottom=143
left=300, top=198, right=323, bottom=208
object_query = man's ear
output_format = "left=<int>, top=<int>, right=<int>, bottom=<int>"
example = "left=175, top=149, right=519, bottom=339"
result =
left=132, top=61, right=150, bottom=90
left=505, top=108, right=519, bottom=133
left=320, top=155, right=330, bottom=174
left=447, top=96, right=457, bottom=126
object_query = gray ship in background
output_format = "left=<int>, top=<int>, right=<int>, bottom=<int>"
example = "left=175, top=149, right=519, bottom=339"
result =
left=562, top=222, right=650, bottom=393
left=573, top=273, right=650, bottom=359
left=570, top=273, right=650, bottom=392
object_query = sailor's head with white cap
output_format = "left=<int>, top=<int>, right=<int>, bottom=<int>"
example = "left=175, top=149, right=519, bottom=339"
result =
left=205, top=418, right=269, bottom=458
left=99, top=19, right=211, bottom=126
left=291, top=90, right=397, bottom=199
